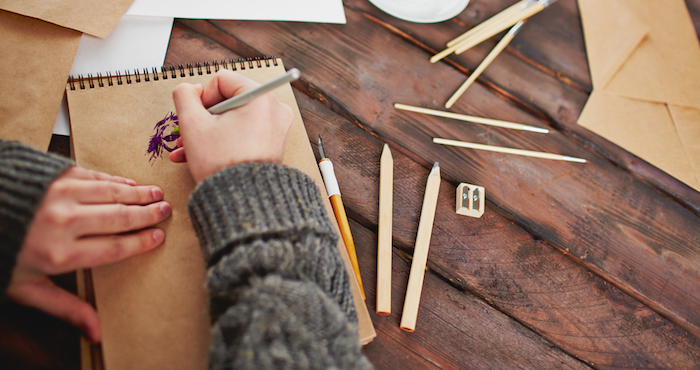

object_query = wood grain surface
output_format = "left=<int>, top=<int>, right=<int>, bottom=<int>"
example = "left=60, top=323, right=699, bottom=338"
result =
left=3, top=1, right=700, bottom=369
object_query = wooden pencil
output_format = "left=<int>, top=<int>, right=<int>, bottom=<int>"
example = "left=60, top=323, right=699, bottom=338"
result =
left=454, top=0, right=553, bottom=55
left=377, top=144, right=393, bottom=315
left=431, top=0, right=533, bottom=64
left=446, top=21, right=525, bottom=108
left=446, top=0, right=531, bottom=47
left=433, top=138, right=587, bottom=163
left=394, top=103, right=549, bottom=133
left=400, top=163, right=441, bottom=332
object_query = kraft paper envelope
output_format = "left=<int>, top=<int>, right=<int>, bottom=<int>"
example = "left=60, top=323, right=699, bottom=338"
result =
left=0, top=10, right=81, bottom=151
left=0, top=0, right=134, bottom=38
left=577, top=0, right=648, bottom=90
left=68, top=59, right=375, bottom=369
left=578, top=92, right=700, bottom=189
left=600, top=0, right=700, bottom=110
left=577, top=0, right=700, bottom=191
left=669, top=105, right=700, bottom=189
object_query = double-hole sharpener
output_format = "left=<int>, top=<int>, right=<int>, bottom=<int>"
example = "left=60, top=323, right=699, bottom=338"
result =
left=456, top=183, right=484, bottom=218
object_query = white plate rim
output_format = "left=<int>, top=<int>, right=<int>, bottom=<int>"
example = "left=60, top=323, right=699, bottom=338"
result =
left=367, top=0, right=470, bottom=23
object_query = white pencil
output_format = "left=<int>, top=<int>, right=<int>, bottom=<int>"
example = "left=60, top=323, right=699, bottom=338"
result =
left=433, top=138, right=586, bottom=163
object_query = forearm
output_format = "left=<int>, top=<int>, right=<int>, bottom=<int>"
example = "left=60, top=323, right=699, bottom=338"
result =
left=188, top=163, right=371, bottom=369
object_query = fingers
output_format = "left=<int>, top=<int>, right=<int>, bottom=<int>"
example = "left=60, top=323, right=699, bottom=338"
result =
left=201, top=69, right=260, bottom=107
left=173, top=83, right=208, bottom=130
left=169, top=147, right=187, bottom=163
left=64, top=166, right=137, bottom=186
left=66, top=228, right=165, bottom=271
left=6, top=278, right=102, bottom=343
left=57, top=179, right=164, bottom=205
left=74, top=202, right=171, bottom=236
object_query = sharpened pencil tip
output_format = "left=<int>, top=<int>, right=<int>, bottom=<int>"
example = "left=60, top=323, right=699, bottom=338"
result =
left=432, top=162, right=439, bottom=169
left=318, top=135, right=326, bottom=159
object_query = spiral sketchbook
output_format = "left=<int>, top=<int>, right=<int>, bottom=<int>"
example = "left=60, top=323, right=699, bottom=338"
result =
left=66, top=57, right=375, bottom=370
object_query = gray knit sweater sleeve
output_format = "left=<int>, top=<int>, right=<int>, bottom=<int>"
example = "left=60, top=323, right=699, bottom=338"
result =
left=0, top=139, right=73, bottom=295
left=187, top=162, right=372, bottom=370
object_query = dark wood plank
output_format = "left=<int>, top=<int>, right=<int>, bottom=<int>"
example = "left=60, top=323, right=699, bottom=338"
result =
left=689, top=0, right=700, bottom=39
left=177, top=8, right=700, bottom=341
left=293, top=90, right=700, bottom=368
left=351, top=218, right=591, bottom=370
left=352, top=0, right=700, bottom=216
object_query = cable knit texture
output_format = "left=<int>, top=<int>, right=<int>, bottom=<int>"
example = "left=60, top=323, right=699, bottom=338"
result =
left=188, top=163, right=372, bottom=370
left=0, top=139, right=73, bottom=296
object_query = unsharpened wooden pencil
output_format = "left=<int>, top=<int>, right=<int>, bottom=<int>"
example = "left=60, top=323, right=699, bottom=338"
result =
left=433, top=138, right=587, bottom=163
left=431, top=0, right=536, bottom=64
left=394, top=103, right=549, bottom=134
left=446, top=21, right=525, bottom=108
left=400, top=163, right=441, bottom=332
left=446, top=0, right=532, bottom=47
left=454, top=0, right=556, bottom=55
left=377, top=144, right=393, bottom=315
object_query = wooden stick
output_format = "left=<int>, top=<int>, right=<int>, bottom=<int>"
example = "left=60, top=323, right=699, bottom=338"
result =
left=377, top=144, right=393, bottom=315
left=400, top=163, right=441, bottom=332
left=431, top=0, right=533, bottom=64
left=446, top=21, right=525, bottom=108
left=433, top=138, right=587, bottom=163
left=454, top=0, right=549, bottom=55
left=394, top=103, right=549, bottom=133
left=446, top=0, right=529, bottom=47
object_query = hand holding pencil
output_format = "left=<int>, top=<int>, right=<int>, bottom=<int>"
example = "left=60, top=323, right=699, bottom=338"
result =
left=170, top=69, right=296, bottom=183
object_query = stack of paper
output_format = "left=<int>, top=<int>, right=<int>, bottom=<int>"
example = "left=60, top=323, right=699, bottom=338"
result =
left=577, top=0, right=700, bottom=191
left=0, top=0, right=347, bottom=146
left=0, top=0, right=133, bottom=150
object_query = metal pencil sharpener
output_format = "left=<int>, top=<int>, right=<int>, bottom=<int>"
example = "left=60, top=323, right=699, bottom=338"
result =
left=456, top=183, right=484, bottom=218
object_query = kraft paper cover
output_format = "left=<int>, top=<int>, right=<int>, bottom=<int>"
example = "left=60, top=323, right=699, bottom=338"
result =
left=0, top=0, right=134, bottom=38
left=0, top=10, right=80, bottom=151
left=67, top=59, right=374, bottom=369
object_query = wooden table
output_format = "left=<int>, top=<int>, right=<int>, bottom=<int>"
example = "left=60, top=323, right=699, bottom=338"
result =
left=3, top=1, right=700, bottom=368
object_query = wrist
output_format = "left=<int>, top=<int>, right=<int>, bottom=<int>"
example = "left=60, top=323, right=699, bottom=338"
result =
left=0, top=140, right=73, bottom=295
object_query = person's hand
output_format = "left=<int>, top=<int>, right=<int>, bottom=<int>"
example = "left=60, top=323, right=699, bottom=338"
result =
left=169, top=69, right=294, bottom=183
left=6, top=166, right=171, bottom=343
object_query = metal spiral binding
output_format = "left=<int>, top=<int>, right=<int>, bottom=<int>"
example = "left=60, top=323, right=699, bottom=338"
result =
left=68, top=56, right=278, bottom=89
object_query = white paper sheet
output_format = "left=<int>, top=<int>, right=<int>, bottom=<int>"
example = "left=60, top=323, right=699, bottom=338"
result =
left=125, top=0, right=346, bottom=24
left=53, top=15, right=173, bottom=135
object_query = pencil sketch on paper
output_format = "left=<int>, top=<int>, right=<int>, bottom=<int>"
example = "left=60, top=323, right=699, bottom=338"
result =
left=147, top=111, right=180, bottom=164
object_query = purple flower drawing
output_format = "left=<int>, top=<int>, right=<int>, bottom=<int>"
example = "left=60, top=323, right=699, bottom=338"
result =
left=147, top=111, right=180, bottom=164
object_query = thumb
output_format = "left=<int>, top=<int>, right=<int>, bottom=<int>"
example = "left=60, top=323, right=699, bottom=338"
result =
left=7, top=278, right=102, bottom=343
left=173, top=83, right=207, bottom=131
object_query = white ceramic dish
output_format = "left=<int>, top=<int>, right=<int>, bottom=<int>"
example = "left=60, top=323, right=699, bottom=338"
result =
left=368, top=0, right=470, bottom=23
